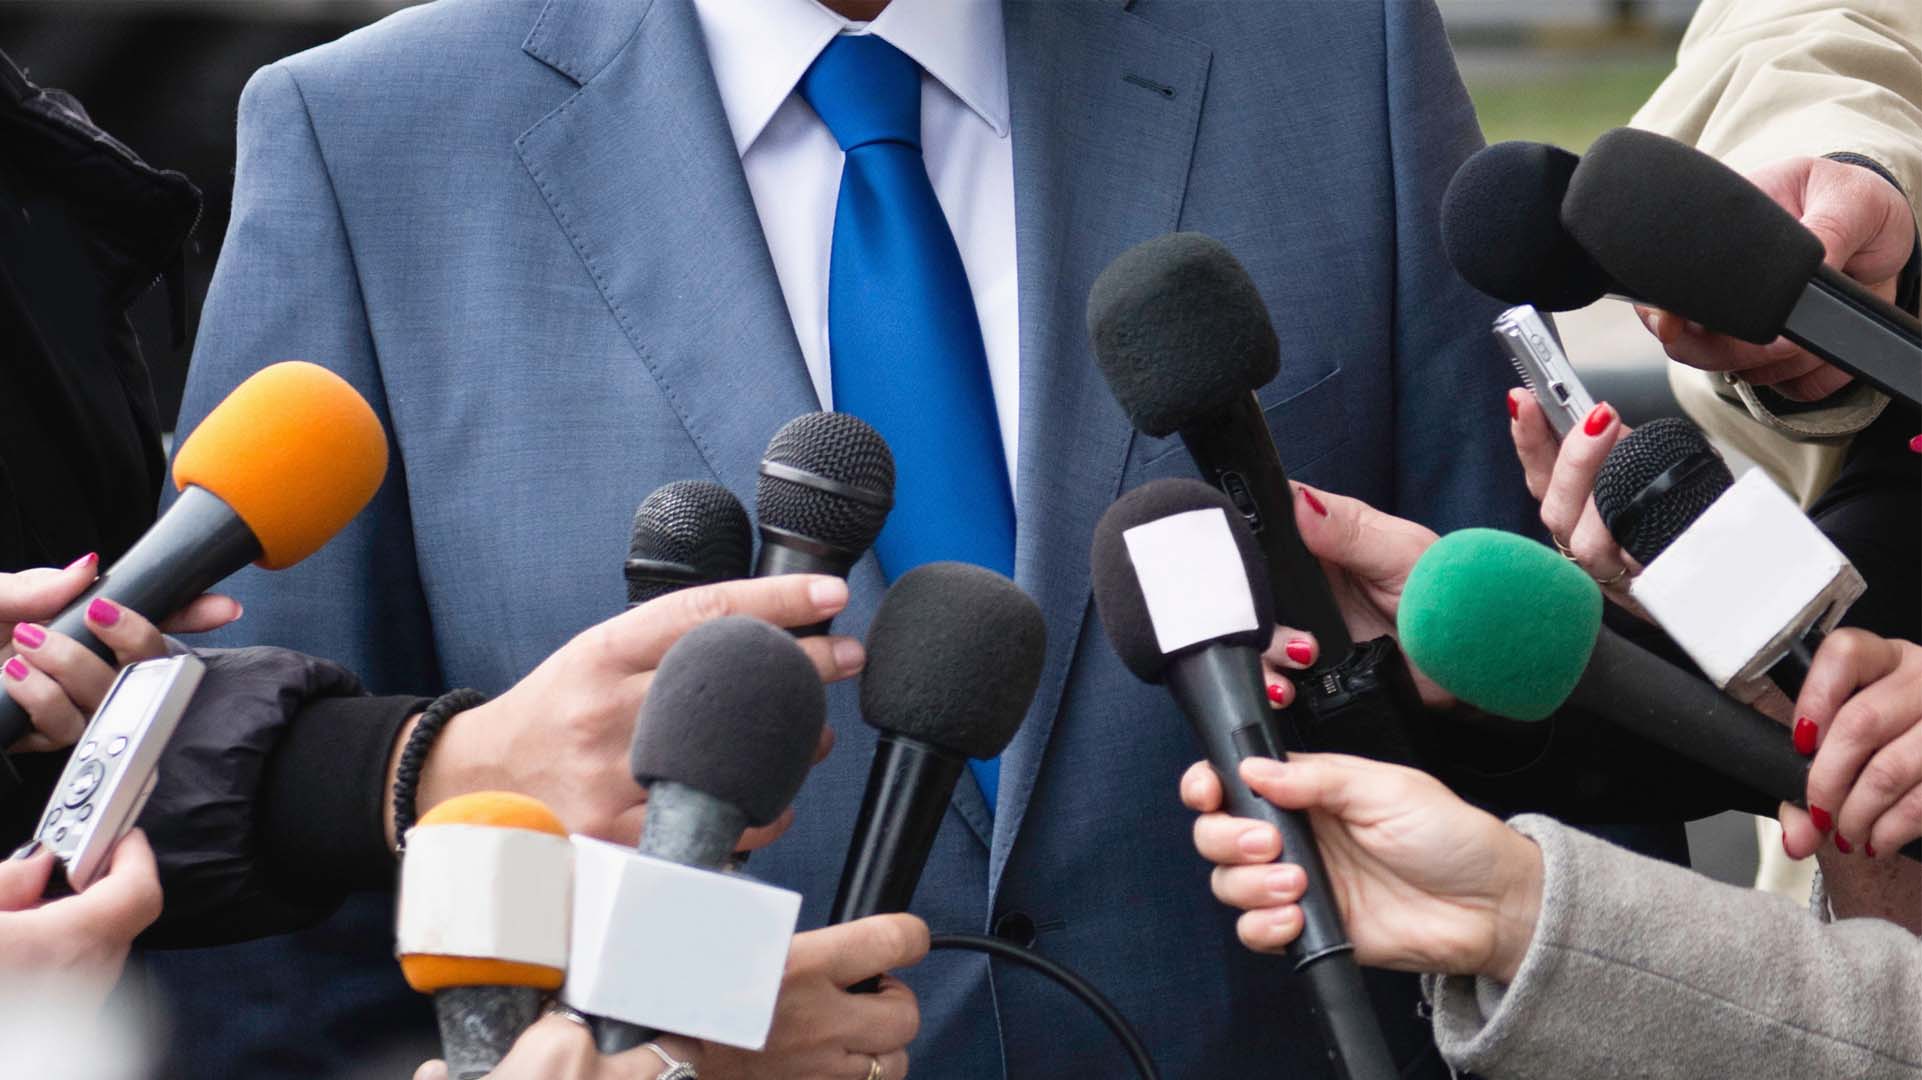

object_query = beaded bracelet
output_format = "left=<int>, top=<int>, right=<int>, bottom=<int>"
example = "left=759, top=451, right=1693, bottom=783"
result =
left=392, top=688, right=488, bottom=853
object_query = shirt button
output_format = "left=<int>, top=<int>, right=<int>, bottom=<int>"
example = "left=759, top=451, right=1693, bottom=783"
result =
left=992, top=911, right=1037, bottom=948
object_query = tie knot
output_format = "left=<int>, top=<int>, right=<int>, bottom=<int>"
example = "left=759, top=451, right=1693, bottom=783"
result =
left=798, top=35, right=921, bottom=152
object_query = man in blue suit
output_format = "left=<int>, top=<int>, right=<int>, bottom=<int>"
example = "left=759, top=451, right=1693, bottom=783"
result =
left=156, top=1, right=1672, bottom=1076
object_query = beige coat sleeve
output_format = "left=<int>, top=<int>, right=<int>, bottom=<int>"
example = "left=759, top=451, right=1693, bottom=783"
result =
left=1427, top=815, right=1922, bottom=1080
left=1632, top=0, right=1922, bottom=488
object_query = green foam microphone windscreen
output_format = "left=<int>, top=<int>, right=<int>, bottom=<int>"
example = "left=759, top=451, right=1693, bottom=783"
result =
left=1397, top=528, right=1603, bottom=722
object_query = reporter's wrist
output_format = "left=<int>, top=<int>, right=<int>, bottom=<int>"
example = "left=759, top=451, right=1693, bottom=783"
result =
left=1484, top=830, right=1544, bottom=985
left=381, top=698, right=505, bottom=850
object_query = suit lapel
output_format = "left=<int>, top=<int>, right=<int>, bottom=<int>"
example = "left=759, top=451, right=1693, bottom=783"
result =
left=990, top=1, right=1212, bottom=891
left=516, top=0, right=821, bottom=514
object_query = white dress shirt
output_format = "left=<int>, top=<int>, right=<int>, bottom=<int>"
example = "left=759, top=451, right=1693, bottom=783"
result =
left=690, top=0, right=1022, bottom=486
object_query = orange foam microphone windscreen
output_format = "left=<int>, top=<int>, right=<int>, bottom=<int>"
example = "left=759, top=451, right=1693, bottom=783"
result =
left=170, top=361, right=388, bottom=570
left=400, top=792, right=571, bottom=994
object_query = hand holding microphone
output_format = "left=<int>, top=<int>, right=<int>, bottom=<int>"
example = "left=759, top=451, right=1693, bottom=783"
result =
left=1785, top=631, right=1922, bottom=862
left=1, top=562, right=237, bottom=752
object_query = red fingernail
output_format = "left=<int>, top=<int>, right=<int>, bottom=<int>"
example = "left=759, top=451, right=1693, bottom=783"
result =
left=1265, top=683, right=1289, bottom=705
left=1299, top=488, right=1328, bottom=517
left=3, top=657, right=26, bottom=681
left=65, top=552, right=96, bottom=572
left=1285, top=639, right=1314, bottom=665
left=1793, top=716, right=1818, bottom=756
left=1506, top=390, right=1520, bottom=421
left=1909, top=433, right=1921, bottom=454
left=1835, top=833, right=1854, bottom=854
left=1582, top=403, right=1613, bottom=437
left=11, top=624, right=44, bottom=650
left=1865, top=841, right=1878, bottom=858
left=86, top=598, right=119, bottom=627
left=1810, top=805, right=1832, bottom=832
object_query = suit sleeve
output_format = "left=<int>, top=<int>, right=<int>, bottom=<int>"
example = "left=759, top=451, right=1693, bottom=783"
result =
left=1379, top=0, right=1536, bottom=540
left=170, top=62, right=441, bottom=698
left=1635, top=0, right=1922, bottom=448
left=1428, top=815, right=1922, bottom=1080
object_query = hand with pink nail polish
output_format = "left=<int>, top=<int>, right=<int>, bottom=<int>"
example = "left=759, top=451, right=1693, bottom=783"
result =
left=0, top=561, right=241, bottom=752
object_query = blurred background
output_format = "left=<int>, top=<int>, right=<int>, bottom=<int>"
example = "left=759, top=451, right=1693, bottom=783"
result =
left=0, top=0, right=1759, bottom=882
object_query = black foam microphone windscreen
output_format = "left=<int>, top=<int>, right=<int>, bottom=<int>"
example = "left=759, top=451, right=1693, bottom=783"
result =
left=625, top=480, right=753, bottom=607
left=1441, top=141, right=1614, bottom=310
left=1564, top=128, right=1823, bottom=345
left=1089, top=481, right=1275, bottom=683
left=1086, top=233, right=1280, bottom=439
left=859, top=562, right=1045, bottom=759
left=628, top=615, right=825, bottom=828
left=1593, top=418, right=1734, bottom=564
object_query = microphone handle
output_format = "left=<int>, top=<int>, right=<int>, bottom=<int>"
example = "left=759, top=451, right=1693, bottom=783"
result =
left=1575, top=628, right=1922, bottom=862
left=1166, top=645, right=1398, bottom=1080
left=1179, top=393, right=1354, bottom=657
left=0, top=486, right=259, bottom=750
left=753, top=532, right=859, bottom=638
left=830, top=735, right=965, bottom=994
left=594, top=782, right=750, bottom=1055
left=435, top=985, right=544, bottom=1080
left=1785, top=267, right=1922, bottom=408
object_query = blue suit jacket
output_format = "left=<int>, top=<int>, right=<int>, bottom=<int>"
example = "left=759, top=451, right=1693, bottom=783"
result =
left=158, top=1, right=1556, bottom=1075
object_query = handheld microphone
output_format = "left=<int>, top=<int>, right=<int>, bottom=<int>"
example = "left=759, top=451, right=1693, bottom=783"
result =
left=753, top=412, right=895, bottom=635
left=1440, top=140, right=1616, bottom=311
left=624, top=480, right=754, bottom=608
left=1090, top=479, right=1399, bottom=1080
left=0, top=361, right=387, bottom=753
left=1595, top=420, right=1860, bottom=699
left=594, top=615, right=826, bottom=1053
left=398, top=792, right=572, bottom=1080
left=1396, top=528, right=1919, bottom=862
left=1564, top=127, right=1922, bottom=407
left=1088, top=233, right=1424, bottom=766
left=830, top=562, right=1042, bottom=987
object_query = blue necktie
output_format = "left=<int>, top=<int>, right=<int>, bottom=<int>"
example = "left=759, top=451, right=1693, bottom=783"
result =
left=800, top=36, right=1017, bottom=811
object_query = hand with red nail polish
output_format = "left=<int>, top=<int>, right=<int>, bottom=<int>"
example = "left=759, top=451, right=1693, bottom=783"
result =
left=1510, top=395, right=1640, bottom=599
left=0, top=563, right=242, bottom=753
left=1282, top=483, right=1454, bottom=707
left=1780, top=629, right=1922, bottom=905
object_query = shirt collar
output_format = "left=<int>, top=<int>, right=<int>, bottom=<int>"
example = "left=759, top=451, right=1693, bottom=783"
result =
left=691, top=0, right=1009, bottom=157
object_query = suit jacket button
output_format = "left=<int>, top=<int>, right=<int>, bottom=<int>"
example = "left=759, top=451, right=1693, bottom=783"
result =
left=992, top=911, right=1037, bottom=947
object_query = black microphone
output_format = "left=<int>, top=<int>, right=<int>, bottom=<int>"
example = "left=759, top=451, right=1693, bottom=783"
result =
left=1397, top=527, right=1920, bottom=863
left=594, top=615, right=826, bottom=1053
left=624, top=480, right=754, bottom=608
left=0, top=361, right=387, bottom=756
left=1594, top=419, right=1856, bottom=699
left=753, top=412, right=895, bottom=636
left=1564, top=127, right=1922, bottom=407
left=1090, top=479, right=1399, bottom=1080
left=1088, top=233, right=1425, bottom=767
left=830, top=562, right=1042, bottom=989
left=1440, top=140, right=1617, bottom=311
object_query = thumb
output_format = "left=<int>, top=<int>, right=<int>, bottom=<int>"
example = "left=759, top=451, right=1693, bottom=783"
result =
left=818, top=914, right=932, bottom=987
left=1802, top=163, right=1914, bottom=286
left=412, top=1061, right=448, bottom=1080
left=1291, top=483, right=1435, bottom=586
left=1240, top=753, right=1414, bottom=824
left=0, top=556, right=99, bottom=626
left=0, top=849, right=55, bottom=910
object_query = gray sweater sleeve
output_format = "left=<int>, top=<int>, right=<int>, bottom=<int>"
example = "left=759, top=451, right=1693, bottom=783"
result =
left=1427, top=814, right=1922, bottom=1079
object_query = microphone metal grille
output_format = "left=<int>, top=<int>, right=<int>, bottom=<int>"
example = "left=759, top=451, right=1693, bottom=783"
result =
left=757, top=412, right=896, bottom=554
left=627, top=481, right=754, bottom=605
left=1593, top=417, right=1733, bottom=564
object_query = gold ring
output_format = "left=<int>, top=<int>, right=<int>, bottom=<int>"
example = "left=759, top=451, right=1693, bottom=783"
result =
left=1552, top=534, right=1578, bottom=561
left=866, top=1055, right=886, bottom=1080
left=1595, top=566, right=1630, bottom=588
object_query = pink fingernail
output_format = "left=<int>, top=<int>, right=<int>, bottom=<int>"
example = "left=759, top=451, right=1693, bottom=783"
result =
left=86, top=598, right=119, bottom=627
left=3, top=657, right=27, bottom=681
left=11, top=624, right=44, bottom=650
left=65, top=552, right=96, bottom=572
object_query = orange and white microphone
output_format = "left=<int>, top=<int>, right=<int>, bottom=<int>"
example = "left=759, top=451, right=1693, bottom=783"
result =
left=0, top=360, right=389, bottom=750
left=399, top=792, right=572, bottom=1080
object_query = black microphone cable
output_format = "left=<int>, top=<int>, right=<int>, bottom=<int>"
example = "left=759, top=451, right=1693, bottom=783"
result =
left=927, top=934, right=1159, bottom=1080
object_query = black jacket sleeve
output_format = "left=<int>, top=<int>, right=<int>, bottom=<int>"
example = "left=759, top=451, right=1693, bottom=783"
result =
left=136, top=646, right=424, bottom=949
